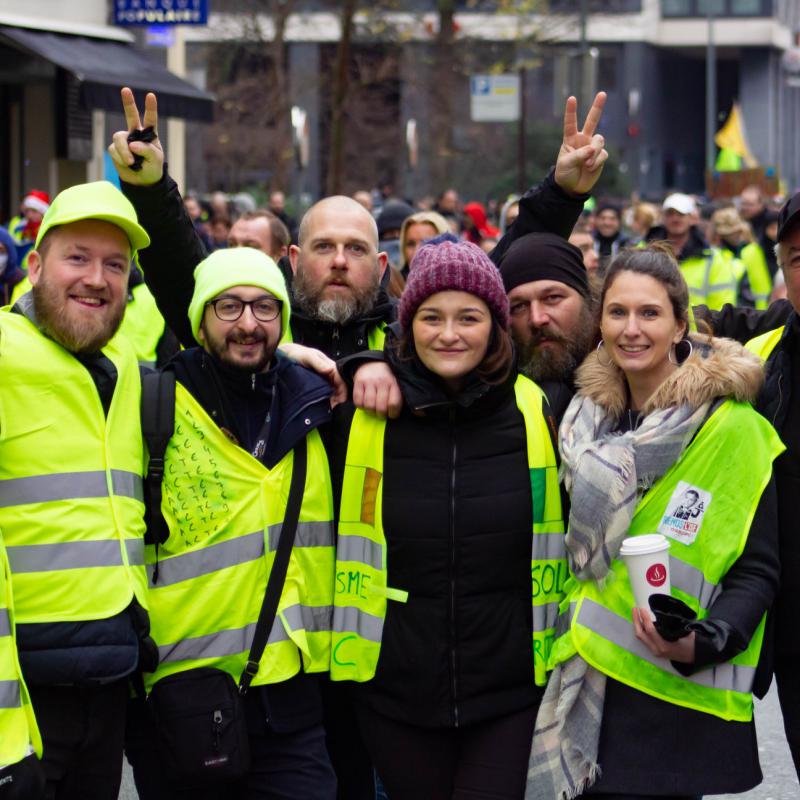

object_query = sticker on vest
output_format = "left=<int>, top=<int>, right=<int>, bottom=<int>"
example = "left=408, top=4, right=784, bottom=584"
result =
left=658, top=481, right=711, bottom=546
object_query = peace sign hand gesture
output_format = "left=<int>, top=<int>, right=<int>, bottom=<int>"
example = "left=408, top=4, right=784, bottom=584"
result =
left=107, top=87, right=164, bottom=186
left=555, top=92, right=609, bottom=197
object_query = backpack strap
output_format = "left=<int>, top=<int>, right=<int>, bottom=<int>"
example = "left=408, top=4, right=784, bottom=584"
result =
left=140, top=371, right=176, bottom=581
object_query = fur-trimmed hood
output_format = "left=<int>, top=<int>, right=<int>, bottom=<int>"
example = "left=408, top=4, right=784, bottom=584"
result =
left=575, top=335, right=765, bottom=419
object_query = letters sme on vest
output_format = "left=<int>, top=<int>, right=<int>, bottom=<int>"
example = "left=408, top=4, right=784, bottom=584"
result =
left=144, top=383, right=335, bottom=691
left=551, top=400, right=783, bottom=722
left=0, top=538, right=41, bottom=767
left=0, top=310, right=148, bottom=623
left=331, top=374, right=565, bottom=686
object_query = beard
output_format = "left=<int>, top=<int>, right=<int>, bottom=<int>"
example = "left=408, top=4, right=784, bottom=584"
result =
left=201, top=324, right=274, bottom=373
left=517, top=302, right=596, bottom=384
left=292, top=266, right=381, bottom=325
left=32, top=275, right=125, bottom=355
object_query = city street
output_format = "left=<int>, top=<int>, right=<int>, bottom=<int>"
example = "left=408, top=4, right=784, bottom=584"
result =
left=118, top=683, right=798, bottom=799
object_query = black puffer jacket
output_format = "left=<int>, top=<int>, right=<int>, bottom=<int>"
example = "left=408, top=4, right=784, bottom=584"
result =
left=353, top=334, right=543, bottom=728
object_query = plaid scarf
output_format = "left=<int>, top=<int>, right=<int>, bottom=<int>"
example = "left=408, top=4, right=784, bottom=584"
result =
left=526, top=392, right=709, bottom=800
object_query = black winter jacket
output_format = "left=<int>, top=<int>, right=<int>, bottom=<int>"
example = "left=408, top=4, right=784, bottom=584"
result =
left=705, top=301, right=800, bottom=657
left=351, top=334, right=544, bottom=728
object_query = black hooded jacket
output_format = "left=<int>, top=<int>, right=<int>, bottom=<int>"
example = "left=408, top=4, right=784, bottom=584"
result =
left=350, top=332, right=543, bottom=728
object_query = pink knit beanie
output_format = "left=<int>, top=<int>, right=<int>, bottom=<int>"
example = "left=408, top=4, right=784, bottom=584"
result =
left=399, top=234, right=510, bottom=331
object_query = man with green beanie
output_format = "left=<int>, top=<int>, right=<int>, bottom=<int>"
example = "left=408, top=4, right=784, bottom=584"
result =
left=125, top=246, right=338, bottom=799
left=0, top=180, right=154, bottom=799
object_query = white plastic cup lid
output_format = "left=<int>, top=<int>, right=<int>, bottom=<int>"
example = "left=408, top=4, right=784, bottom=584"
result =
left=619, top=534, right=670, bottom=556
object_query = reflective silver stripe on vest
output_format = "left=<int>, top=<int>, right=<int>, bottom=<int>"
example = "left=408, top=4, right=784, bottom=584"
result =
left=282, top=603, right=332, bottom=634
left=0, top=679, right=21, bottom=709
left=577, top=598, right=755, bottom=694
left=125, top=538, right=145, bottom=567
left=670, top=557, right=720, bottom=611
left=0, top=608, right=10, bottom=637
left=336, top=535, right=383, bottom=570
left=532, top=533, right=566, bottom=562
left=150, top=530, right=265, bottom=586
left=333, top=605, right=383, bottom=644
left=533, top=601, right=561, bottom=633
left=158, top=603, right=332, bottom=664
left=0, top=470, right=143, bottom=508
left=554, top=601, right=576, bottom=640
left=267, top=521, right=333, bottom=552
left=6, top=540, right=126, bottom=573
left=111, top=470, right=145, bottom=503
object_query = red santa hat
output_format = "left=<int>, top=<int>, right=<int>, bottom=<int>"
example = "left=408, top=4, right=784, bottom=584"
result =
left=22, top=190, right=50, bottom=215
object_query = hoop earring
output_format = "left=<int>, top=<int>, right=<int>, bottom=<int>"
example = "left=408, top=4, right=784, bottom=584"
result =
left=668, top=338, right=693, bottom=365
left=596, top=340, right=613, bottom=366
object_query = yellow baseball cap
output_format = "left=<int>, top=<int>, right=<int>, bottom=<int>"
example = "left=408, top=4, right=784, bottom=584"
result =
left=35, top=181, right=150, bottom=253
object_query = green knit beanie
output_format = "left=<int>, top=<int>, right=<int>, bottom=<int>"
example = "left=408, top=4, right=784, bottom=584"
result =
left=187, top=247, right=291, bottom=344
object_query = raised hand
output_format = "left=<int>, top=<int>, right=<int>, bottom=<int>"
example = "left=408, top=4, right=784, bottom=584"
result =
left=554, top=92, right=609, bottom=197
left=107, top=87, right=164, bottom=186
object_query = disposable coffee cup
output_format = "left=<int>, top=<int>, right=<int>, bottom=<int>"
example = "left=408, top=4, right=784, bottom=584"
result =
left=619, top=534, right=671, bottom=621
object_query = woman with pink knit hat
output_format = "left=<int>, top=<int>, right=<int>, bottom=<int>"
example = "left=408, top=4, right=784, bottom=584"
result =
left=331, top=234, right=565, bottom=799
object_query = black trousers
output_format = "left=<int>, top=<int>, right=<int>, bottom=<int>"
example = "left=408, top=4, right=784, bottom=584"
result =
left=321, top=678, right=376, bottom=800
left=775, top=653, right=800, bottom=782
left=355, top=703, right=537, bottom=800
left=125, top=693, right=337, bottom=800
left=28, top=681, right=128, bottom=800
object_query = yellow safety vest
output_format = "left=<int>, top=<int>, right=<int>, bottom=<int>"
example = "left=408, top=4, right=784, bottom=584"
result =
left=284, top=321, right=387, bottom=351
left=745, top=327, right=784, bottom=360
left=118, top=283, right=166, bottom=368
left=0, top=309, right=149, bottom=622
left=331, top=374, right=565, bottom=686
left=740, top=243, right=773, bottom=311
left=144, top=383, right=335, bottom=691
left=8, top=276, right=29, bottom=307
left=681, top=248, right=743, bottom=311
left=0, top=537, right=41, bottom=767
left=551, top=400, right=784, bottom=721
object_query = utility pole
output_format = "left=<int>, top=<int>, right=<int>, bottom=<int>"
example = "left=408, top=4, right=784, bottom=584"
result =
left=705, top=10, right=717, bottom=173
left=517, top=66, right=527, bottom=194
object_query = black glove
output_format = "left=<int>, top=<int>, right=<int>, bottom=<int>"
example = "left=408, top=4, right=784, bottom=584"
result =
left=648, top=593, right=697, bottom=642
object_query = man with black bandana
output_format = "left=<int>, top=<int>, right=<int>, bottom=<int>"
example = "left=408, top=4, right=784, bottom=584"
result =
left=495, top=233, right=596, bottom=422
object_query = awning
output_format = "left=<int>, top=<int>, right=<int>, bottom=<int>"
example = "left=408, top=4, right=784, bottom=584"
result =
left=0, top=25, right=214, bottom=122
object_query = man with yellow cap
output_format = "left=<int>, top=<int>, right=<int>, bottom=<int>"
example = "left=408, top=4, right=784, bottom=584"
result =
left=0, top=181, right=153, bottom=799
left=124, top=247, right=337, bottom=799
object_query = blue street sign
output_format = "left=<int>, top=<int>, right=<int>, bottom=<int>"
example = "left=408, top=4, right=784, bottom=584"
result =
left=145, top=26, right=176, bottom=47
left=114, top=0, right=208, bottom=26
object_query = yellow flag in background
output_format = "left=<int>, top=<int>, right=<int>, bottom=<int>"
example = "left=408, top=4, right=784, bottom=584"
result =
left=715, top=103, right=758, bottom=168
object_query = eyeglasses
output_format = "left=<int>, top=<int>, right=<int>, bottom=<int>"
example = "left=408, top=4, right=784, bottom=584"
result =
left=206, top=296, right=282, bottom=323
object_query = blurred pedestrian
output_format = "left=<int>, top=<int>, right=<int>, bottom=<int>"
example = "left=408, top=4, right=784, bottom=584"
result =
left=0, top=225, right=24, bottom=305
left=399, top=211, right=450, bottom=277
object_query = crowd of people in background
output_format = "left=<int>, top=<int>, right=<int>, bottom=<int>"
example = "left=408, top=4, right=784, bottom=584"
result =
left=168, top=178, right=787, bottom=314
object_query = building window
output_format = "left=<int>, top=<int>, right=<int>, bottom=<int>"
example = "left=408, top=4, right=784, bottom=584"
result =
left=548, top=0, right=643, bottom=11
left=661, top=0, right=771, bottom=14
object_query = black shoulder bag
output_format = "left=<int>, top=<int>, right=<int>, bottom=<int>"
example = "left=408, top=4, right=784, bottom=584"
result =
left=148, top=439, right=308, bottom=787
